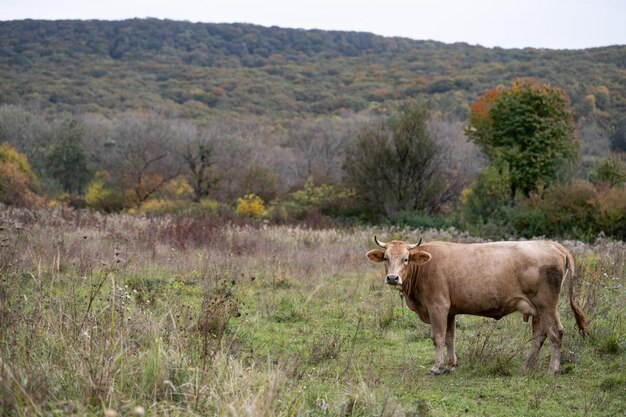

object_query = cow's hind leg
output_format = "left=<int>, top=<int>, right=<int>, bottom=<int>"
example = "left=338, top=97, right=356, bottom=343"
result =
left=524, top=315, right=546, bottom=370
left=445, top=315, right=457, bottom=371
left=547, top=312, right=564, bottom=374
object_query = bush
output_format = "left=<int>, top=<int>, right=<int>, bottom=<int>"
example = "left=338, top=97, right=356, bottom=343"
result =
left=138, top=199, right=188, bottom=215
left=235, top=194, right=268, bottom=218
left=508, top=180, right=626, bottom=241
left=595, top=186, right=626, bottom=239
left=503, top=203, right=548, bottom=238
left=158, top=177, right=194, bottom=200
left=85, top=171, right=124, bottom=212
left=504, top=180, right=600, bottom=241
left=590, top=155, right=626, bottom=187
left=197, top=198, right=220, bottom=215
left=541, top=180, right=598, bottom=239
left=273, top=177, right=355, bottom=222
left=0, top=143, right=38, bottom=183
left=461, top=163, right=511, bottom=225
left=0, top=143, right=43, bottom=207
left=238, top=165, right=279, bottom=202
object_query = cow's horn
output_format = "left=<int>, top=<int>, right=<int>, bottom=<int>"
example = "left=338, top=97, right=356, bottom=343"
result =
left=374, top=235, right=387, bottom=248
left=408, top=238, right=423, bottom=249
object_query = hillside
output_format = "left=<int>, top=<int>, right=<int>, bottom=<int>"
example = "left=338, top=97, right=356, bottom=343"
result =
left=0, top=19, right=625, bottom=124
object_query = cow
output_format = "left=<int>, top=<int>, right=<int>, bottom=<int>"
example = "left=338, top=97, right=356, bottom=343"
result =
left=366, top=236, right=588, bottom=375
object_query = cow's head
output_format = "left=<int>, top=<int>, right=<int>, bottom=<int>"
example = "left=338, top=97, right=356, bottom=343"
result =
left=366, top=236, right=432, bottom=287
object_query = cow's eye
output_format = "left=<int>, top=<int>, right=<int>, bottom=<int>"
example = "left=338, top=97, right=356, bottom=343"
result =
left=383, top=257, right=389, bottom=262
left=402, top=258, right=408, bottom=264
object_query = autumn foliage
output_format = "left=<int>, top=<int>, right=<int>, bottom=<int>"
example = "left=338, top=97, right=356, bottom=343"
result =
left=0, top=143, right=43, bottom=207
left=235, top=194, right=268, bottom=219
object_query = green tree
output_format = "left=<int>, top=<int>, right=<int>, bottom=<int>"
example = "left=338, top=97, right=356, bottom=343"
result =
left=467, top=79, right=578, bottom=199
left=46, top=119, right=90, bottom=195
left=344, top=104, right=449, bottom=218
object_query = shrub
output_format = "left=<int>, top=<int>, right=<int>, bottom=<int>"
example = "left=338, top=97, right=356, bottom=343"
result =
left=507, top=180, right=600, bottom=240
left=541, top=180, right=598, bottom=239
left=158, top=177, right=194, bottom=200
left=197, top=198, right=220, bottom=215
left=507, top=180, right=626, bottom=240
left=595, top=186, right=626, bottom=239
left=503, top=202, right=548, bottom=238
left=0, top=162, right=43, bottom=207
left=0, top=143, right=42, bottom=207
left=238, top=165, right=279, bottom=202
left=138, top=199, right=188, bottom=215
left=137, top=196, right=222, bottom=217
left=235, top=194, right=268, bottom=218
left=85, top=171, right=124, bottom=212
left=0, top=143, right=38, bottom=183
left=590, top=155, right=626, bottom=187
left=274, top=177, right=355, bottom=222
left=461, top=163, right=511, bottom=225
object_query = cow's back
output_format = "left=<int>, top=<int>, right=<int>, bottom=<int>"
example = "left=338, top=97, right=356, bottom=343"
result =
left=415, top=241, right=567, bottom=317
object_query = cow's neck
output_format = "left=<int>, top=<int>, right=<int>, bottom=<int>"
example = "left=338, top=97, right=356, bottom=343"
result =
left=402, top=263, right=421, bottom=304
left=401, top=264, right=432, bottom=323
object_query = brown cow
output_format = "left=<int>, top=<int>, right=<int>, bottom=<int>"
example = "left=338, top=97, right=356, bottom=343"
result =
left=366, top=237, right=588, bottom=375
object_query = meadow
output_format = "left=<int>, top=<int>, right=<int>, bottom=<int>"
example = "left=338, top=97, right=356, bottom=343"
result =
left=0, top=208, right=624, bottom=416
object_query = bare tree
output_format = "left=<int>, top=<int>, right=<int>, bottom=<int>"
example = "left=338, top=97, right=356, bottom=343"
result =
left=105, top=114, right=183, bottom=206
left=209, top=119, right=294, bottom=201
left=286, top=115, right=372, bottom=184
left=577, top=121, right=610, bottom=159
left=0, top=104, right=54, bottom=174
left=428, top=117, right=485, bottom=199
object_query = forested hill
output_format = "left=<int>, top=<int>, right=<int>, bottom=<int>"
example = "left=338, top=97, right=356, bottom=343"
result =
left=1, top=18, right=625, bottom=124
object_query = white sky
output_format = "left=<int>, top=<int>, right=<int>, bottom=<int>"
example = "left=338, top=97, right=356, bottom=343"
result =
left=1, top=0, right=625, bottom=49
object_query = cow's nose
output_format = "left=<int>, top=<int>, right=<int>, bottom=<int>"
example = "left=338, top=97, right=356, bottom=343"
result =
left=386, top=274, right=400, bottom=285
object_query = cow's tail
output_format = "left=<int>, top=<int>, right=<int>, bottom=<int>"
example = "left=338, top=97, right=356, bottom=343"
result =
left=564, top=251, right=589, bottom=338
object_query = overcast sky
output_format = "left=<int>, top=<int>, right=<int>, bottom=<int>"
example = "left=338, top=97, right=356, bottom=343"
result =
left=2, top=0, right=625, bottom=50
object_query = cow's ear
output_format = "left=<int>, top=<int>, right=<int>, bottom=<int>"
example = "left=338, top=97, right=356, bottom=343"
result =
left=409, top=251, right=431, bottom=265
left=366, top=249, right=385, bottom=263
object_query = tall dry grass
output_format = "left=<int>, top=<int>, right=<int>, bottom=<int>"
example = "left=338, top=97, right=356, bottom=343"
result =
left=0, top=208, right=377, bottom=415
left=0, top=207, right=624, bottom=415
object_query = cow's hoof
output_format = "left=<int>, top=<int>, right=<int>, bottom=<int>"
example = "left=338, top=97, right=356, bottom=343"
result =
left=427, top=367, right=448, bottom=376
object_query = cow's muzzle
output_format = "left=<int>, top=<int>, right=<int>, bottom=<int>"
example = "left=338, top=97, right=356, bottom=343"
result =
left=386, top=274, right=400, bottom=285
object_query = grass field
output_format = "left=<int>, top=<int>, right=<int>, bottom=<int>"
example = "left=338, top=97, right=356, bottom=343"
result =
left=0, top=209, right=624, bottom=416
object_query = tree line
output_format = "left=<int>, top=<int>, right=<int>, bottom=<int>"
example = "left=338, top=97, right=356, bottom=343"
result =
left=1, top=79, right=625, bottom=240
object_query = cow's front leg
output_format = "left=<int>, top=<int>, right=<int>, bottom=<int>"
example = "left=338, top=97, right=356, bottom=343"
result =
left=446, top=315, right=457, bottom=371
left=428, top=309, right=448, bottom=376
